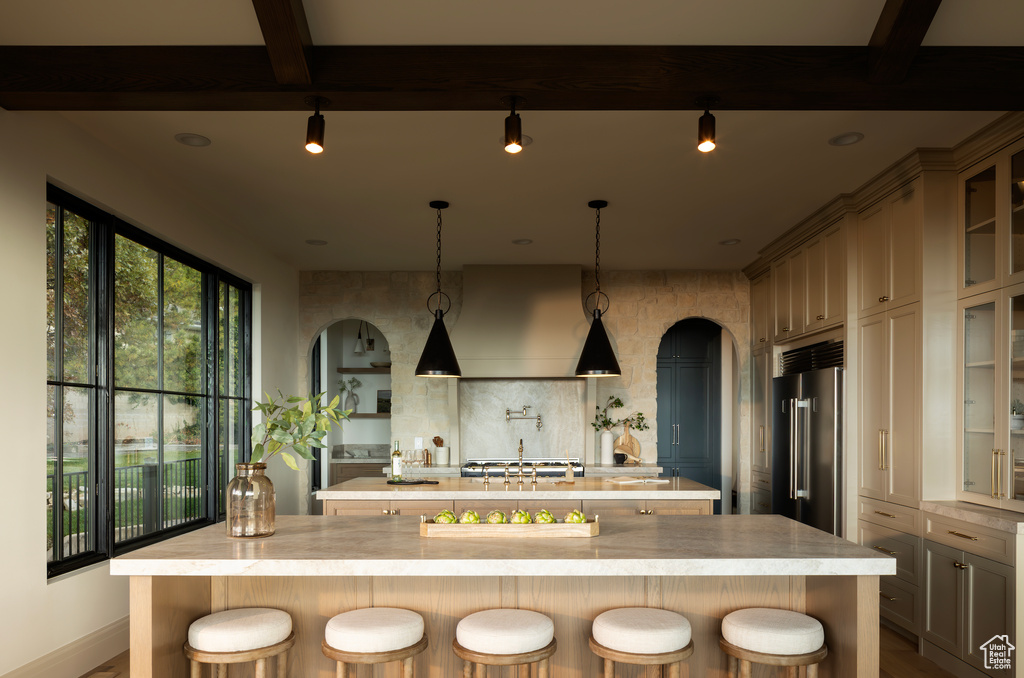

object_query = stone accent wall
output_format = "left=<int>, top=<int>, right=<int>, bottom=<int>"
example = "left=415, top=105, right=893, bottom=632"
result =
left=299, top=271, right=463, bottom=448
left=299, top=269, right=750, bottom=477
left=584, top=271, right=751, bottom=466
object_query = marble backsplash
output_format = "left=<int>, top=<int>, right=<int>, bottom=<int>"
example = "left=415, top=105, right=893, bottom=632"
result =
left=459, top=379, right=586, bottom=460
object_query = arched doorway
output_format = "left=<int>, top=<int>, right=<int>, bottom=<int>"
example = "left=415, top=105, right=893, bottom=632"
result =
left=656, top=318, right=723, bottom=512
left=309, top=319, right=392, bottom=494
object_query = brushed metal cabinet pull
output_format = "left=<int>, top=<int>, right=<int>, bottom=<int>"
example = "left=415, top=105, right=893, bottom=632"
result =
left=782, top=326, right=790, bottom=332
left=873, top=545, right=897, bottom=556
left=878, top=430, right=885, bottom=470
left=954, top=561, right=968, bottom=570
left=879, top=592, right=897, bottom=601
left=874, top=510, right=897, bottom=519
left=759, top=337, right=766, bottom=342
left=759, top=425, right=765, bottom=453
left=879, top=295, right=890, bottom=302
left=992, top=449, right=999, bottom=499
left=882, top=430, right=889, bottom=470
left=817, top=314, right=825, bottom=320
left=382, top=508, right=390, bottom=515
left=948, top=530, right=979, bottom=541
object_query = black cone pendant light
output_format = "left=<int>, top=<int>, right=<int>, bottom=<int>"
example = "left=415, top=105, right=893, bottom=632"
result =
left=576, top=200, right=621, bottom=377
left=415, top=201, right=462, bottom=378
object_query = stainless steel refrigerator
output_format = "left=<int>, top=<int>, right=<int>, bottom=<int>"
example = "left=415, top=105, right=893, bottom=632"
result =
left=770, top=367, right=843, bottom=535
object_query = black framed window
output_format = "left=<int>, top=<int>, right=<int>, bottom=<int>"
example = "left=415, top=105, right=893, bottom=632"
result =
left=46, top=185, right=252, bottom=576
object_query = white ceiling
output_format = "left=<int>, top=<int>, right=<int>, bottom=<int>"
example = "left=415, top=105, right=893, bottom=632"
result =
left=4, top=1, right=1019, bottom=271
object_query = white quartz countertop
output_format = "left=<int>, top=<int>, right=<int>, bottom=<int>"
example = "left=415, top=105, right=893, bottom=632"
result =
left=316, top=476, right=720, bottom=500
left=110, top=515, right=895, bottom=577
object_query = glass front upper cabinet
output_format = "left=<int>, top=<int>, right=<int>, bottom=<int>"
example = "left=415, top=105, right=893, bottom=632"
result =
left=1010, top=290, right=1024, bottom=504
left=960, top=138, right=1024, bottom=297
left=963, top=166, right=997, bottom=292
left=961, top=297, right=996, bottom=501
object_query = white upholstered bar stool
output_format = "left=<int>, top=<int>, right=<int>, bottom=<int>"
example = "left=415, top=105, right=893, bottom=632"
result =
left=588, top=607, right=694, bottom=678
left=183, top=607, right=294, bottom=678
left=321, top=607, right=428, bottom=678
left=453, top=609, right=557, bottom=678
left=719, top=608, right=827, bottom=678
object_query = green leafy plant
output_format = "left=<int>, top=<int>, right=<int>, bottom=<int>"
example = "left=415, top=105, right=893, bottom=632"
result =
left=1013, top=399, right=1024, bottom=415
left=250, top=391, right=347, bottom=470
left=591, top=395, right=651, bottom=432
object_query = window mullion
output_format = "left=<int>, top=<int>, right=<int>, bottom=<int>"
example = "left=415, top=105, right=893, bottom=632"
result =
left=156, top=253, right=165, bottom=531
left=94, top=216, right=114, bottom=556
left=52, top=207, right=65, bottom=563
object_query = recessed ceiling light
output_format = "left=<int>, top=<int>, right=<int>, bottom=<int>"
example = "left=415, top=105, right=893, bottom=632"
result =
left=174, top=133, right=211, bottom=147
left=512, top=238, right=533, bottom=245
left=305, top=239, right=328, bottom=246
left=719, top=238, right=741, bottom=246
left=828, top=132, right=864, bottom=147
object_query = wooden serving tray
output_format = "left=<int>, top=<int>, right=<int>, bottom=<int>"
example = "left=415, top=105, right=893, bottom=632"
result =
left=419, top=517, right=598, bottom=538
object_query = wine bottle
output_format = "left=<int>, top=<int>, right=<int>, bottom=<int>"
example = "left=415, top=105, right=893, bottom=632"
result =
left=391, top=440, right=402, bottom=481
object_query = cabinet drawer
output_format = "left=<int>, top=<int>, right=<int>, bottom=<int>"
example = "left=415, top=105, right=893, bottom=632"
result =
left=859, top=520, right=921, bottom=585
left=879, top=576, right=919, bottom=635
left=751, top=488, right=772, bottom=515
left=583, top=499, right=643, bottom=516
left=858, top=497, right=920, bottom=534
left=454, top=500, right=518, bottom=517
left=751, top=471, right=772, bottom=492
left=392, top=500, right=453, bottom=517
left=646, top=500, right=710, bottom=516
left=924, top=513, right=1015, bottom=566
left=516, top=500, right=581, bottom=515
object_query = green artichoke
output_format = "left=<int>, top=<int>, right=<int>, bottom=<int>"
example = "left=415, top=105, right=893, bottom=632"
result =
left=433, top=510, right=457, bottom=524
left=458, top=510, right=481, bottom=524
left=564, top=509, right=587, bottom=524
left=533, top=509, right=555, bottom=524
left=510, top=509, right=532, bottom=524
left=485, top=510, right=507, bottom=524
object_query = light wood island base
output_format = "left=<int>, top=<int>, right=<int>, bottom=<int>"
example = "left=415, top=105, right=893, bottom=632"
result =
left=114, top=516, right=890, bottom=678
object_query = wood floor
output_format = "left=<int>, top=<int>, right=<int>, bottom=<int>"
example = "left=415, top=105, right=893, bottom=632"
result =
left=79, top=625, right=955, bottom=678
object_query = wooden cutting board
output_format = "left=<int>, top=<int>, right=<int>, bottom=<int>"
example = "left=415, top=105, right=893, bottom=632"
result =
left=615, top=427, right=642, bottom=464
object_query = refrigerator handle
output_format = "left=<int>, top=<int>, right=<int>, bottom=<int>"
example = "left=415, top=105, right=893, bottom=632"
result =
left=788, top=399, right=798, bottom=500
left=796, top=398, right=810, bottom=499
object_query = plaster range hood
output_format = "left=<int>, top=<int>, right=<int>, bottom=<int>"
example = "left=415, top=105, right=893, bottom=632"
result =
left=450, top=265, right=590, bottom=378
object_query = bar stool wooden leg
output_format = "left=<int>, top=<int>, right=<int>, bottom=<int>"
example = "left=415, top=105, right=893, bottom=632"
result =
left=786, top=667, right=798, bottom=678
left=217, top=664, right=227, bottom=678
left=337, top=661, right=347, bottom=678
left=402, top=655, right=414, bottom=678
left=738, top=658, right=751, bottom=678
left=255, top=656, right=267, bottom=678
left=537, top=657, right=549, bottom=678
left=462, top=659, right=472, bottom=678
left=807, top=665, right=819, bottom=678
left=190, top=660, right=201, bottom=678
left=518, top=663, right=530, bottom=678
left=667, top=660, right=680, bottom=678
left=474, top=661, right=486, bottom=678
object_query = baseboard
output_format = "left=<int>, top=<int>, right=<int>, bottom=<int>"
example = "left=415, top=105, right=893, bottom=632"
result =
left=1, top=616, right=129, bottom=678
left=921, top=640, right=990, bottom=678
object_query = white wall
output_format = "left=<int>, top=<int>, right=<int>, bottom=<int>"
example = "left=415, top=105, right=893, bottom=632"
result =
left=0, top=110, right=300, bottom=677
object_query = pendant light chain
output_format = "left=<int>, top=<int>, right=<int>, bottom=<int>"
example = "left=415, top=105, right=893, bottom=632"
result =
left=594, top=205, right=602, bottom=294
left=435, top=206, right=443, bottom=296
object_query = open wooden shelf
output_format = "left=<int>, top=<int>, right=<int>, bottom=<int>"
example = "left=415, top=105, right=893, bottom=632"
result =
left=337, top=367, right=390, bottom=374
left=348, top=413, right=391, bottom=419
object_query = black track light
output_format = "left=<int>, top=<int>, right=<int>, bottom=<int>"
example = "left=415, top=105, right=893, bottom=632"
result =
left=502, top=96, right=525, bottom=154
left=576, top=200, right=621, bottom=378
left=305, top=96, right=328, bottom=154
left=697, top=96, right=719, bottom=153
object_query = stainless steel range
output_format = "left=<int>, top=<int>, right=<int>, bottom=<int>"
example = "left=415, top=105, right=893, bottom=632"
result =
left=460, top=458, right=584, bottom=478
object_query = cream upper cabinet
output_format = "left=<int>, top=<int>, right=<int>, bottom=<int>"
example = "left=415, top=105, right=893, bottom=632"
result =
left=805, top=224, right=845, bottom=332
left=959, top=137, right=1024, bottom=296
left=859, top=304, right=921, bottom=508
left=957, top=285, right=1024, bottom=511
left=771, top=255, right=792, bottom=342
left=858, top=179, right=923, bottom=318
left=750, top=274, right=770, bottom=348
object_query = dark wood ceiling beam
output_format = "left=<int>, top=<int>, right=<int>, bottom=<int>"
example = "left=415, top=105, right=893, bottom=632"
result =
left=1, top=45, right=1022, bottom=111
left=250, top=0, right=314, bottom=84
left=868, top=0, right=942, bottom=84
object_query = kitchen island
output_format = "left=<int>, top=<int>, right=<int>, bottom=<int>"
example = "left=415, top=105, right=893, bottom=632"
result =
left=112, top=514, right=894, bottom=678
left=317, top=475, right=720, bottom=516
